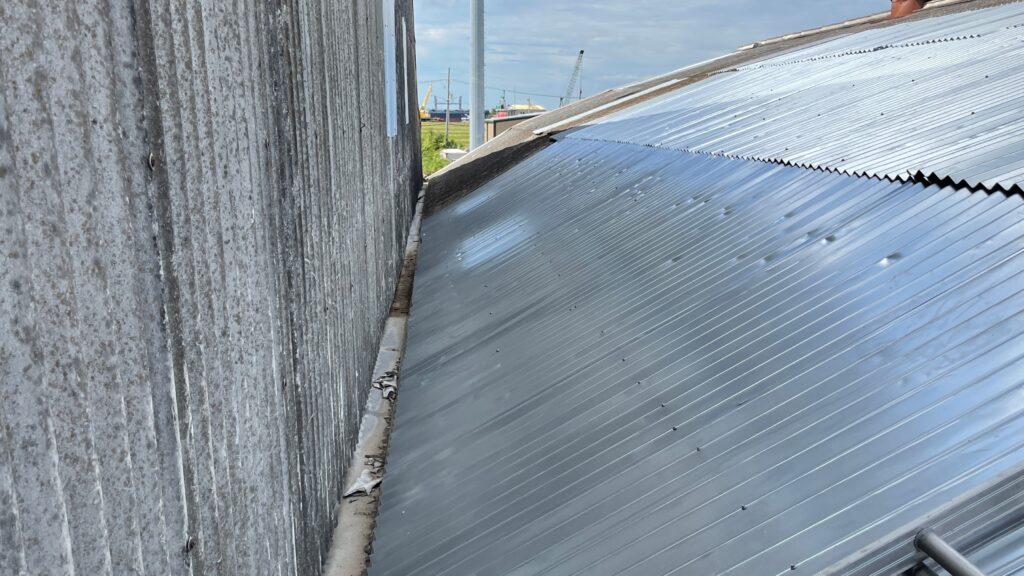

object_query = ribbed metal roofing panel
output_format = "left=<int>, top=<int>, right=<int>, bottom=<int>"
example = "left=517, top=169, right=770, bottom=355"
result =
left=967, top=522, right=1024, bottom=575
left=738, top=3, right=1015, bottom=69
left=370, top=138, right=1024, bottom=575
left=571, top=2, right=1024, bottom=192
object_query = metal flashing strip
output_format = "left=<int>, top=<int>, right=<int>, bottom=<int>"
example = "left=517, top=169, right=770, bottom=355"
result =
left=737, top=1, right=1023, bottom=68
left=532, top=79, right=684, bottom=136
left=371, top=138, right=1024, bottom=575
left=735, top=0, right=1005, bottom=51
left=738, top=33, right=984, bottom=71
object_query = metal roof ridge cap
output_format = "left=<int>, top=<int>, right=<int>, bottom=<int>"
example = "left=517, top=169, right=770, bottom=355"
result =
left=611, top=52, right=735, bottom=93
left=737, top=12, right=891, bottom=51
left=736, top=0, right=998, bottom=52
left=532, top=78, right=686, bottom=136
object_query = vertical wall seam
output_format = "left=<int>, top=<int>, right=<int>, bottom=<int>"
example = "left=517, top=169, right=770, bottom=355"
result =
left=126, top=0, right=198, bottom=573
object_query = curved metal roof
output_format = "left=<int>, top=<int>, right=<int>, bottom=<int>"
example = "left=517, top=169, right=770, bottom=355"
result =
left=371, top=4, right=1024, bottom=574
left=571, top=2, right=1024, bottom=192
left=371, top=138, right=1024, bottom=575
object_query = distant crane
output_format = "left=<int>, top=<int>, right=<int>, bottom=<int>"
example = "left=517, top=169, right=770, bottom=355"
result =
left=419, top=84, right=433, bottom=121
left=560, top=50, right=585, bottom=107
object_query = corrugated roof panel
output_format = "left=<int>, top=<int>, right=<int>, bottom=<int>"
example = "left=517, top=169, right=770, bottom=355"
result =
left=572, top=2, right=1024, bottom=191
left=739, top=3, right=1016, bottom=70
left=370, top=138, right=1024, bottom=575
left=969, top=522, right=1024, bottom=575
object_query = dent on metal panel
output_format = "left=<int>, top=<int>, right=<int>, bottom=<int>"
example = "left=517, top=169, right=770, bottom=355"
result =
left=572, top=2, right=1024, bottom=192
left=371, top=137, right=1024, bottom=576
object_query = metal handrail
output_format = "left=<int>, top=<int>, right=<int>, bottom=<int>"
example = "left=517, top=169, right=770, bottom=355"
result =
left=915, top=529, right=986, bottom=576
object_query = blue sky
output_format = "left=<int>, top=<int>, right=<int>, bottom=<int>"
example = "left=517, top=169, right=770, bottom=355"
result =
left=413, top=0, right=885, bottom=110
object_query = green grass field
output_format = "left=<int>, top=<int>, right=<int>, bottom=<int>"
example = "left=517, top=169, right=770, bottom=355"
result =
left=421, top=121, right=470, bottom=175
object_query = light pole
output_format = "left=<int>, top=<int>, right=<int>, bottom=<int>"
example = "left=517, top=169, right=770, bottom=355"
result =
left=469, top=0, right=484, bottom=150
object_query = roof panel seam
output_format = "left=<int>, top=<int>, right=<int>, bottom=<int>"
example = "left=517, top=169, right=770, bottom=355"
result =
left=566, top=135, right=1023, bottom=197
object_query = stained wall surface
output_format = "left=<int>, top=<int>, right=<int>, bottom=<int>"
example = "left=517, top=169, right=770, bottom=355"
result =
left=0, top=0, right=420, bottom=574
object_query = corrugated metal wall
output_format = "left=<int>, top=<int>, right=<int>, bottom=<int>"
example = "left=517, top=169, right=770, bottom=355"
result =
left=0, top=0, right=420, bottom=574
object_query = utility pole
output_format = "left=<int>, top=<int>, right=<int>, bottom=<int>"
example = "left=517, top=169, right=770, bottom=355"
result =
left=445, top=67, right=451, bottom=144
left=469, top=0, right=484, bottom=150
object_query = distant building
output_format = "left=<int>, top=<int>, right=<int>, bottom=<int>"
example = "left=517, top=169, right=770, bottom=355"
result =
left=427, top=109, right=469, bottom=122
left=492, top=103, right=547, bottom=119
left=485, top=112, right=543, bottom=142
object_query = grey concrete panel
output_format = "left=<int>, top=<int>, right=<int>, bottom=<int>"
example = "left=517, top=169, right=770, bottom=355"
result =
left=0, top=0, right=421, bottom=574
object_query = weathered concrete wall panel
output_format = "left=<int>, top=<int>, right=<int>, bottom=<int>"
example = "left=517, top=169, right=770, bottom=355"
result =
left=0, top=0, right=420, bottom=574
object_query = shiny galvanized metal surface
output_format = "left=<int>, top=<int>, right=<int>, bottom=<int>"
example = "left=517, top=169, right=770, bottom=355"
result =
left=572, top=2, right=1024, bottom=192
left=370, top=138, right=1024, bottom=575
left=968, top=522, right=1024, bottom=575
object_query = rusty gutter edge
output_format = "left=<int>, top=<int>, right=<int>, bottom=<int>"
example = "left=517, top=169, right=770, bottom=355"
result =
left=321, top=187, right=424, bottom=576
